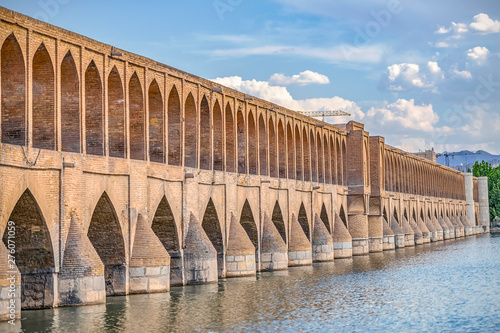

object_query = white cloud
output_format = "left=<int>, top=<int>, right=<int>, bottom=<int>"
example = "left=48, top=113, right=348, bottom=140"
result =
left=453, top=69, right=472, bottom=80
left=365, top=99, right=439, bottom=132
left=434, top=42, right=455, bottom=48
left=451, top=22, right=469, bottom=34
left=209, top=44, right=385, bottom=64
left=427, top=61, right=443, bottom=77
left=211, top=75, right=364, bottom=121
left=467, top=46, right=489, bottom=64
left=269, top=70, right=330, bottom=86
left=380, top=63, right=439, bottom=92
left=469, top=13, right=500, bottom=34
left=435, top=26, right=450, bottom=34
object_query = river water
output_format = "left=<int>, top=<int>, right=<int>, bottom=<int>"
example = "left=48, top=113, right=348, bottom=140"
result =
left=3, top=234, right=500, bottom=332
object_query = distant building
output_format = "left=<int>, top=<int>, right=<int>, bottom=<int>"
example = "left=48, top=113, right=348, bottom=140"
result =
left=414, top=149, right=436, bottom=163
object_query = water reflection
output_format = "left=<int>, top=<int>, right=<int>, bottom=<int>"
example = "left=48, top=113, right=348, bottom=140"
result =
left=3, top=235, right=499, bottom=332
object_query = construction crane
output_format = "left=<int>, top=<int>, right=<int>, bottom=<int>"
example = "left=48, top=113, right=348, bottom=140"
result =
left=297, top=109, right=351, bottom=122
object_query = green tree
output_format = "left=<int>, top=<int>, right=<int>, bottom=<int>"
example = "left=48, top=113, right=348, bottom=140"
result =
left=472, top=160, right=500, bottom=222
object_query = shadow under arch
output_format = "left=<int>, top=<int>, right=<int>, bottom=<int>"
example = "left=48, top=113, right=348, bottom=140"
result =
left=2, top=189, right=55, bottom=309
left=320, top=203, right=331, bottom=234
left=272, top=201, right=287, bottom=243
left=201, top=198, right=224, bottom=278
left=88, top=192, right=126, bottom=296
left=298, top=203, right=310, bottom=240
left=151, top=196, right=182, bottom=285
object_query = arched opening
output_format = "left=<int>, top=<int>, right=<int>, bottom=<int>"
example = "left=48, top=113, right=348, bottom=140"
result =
left=269, top=118, right=277, bottom=177
left=320, top=204, right=331, bottom=233
left=303, top=128, right=311, bottom=181
left=272, top=201, right=287, bottom=243
left=287, top=123, right=294, bottom=179
left=184, top=93, right=197, bottom=168
left=295, top=125, right=302, bottom=180
left=337, top=140, right=342, bottom=185
left=298, top=203, right=310, bottom=240
left=2, top=190, right=55, bottom=309
left=310, top=130, right=317, bottom=182
left=200, top=96, right=212, bottom=170
left=108, top=66, right=125, bottom=158
left=278, top=120, right=286, bottom=178
left=339, top=205, right=348, bottom=227
left=317, top=133, right=324, bottom=183
left=324, top=134, right=331, bottom=184
left=213, top=100, right=223, bottom=171
left=85, top=61, right=103, bottom=156
left=168, top=86, right=181, bottom=166
left=248, top=112, right=257, bottom=175
left=61, top=51, right=80, bottom=152
left=151, top=196, right=182, bottom=283
left=342, top=140, right=347, bottom=186
left=1, top=34, right=26, bottom=146
left=149, top=80, right=164, bottom=163
left=237, top=109, right=246, bottom=173
left=383, top=207, right=388, bottom=222
left=129, top=72, right=145, bottom=160
left=259, top=114, right=267, bottom=176
left=202, top=199, right=224, bottom=277
left=240, top=200, right=258, bottom=250
left=32, top=43, right=55, bottom=150
left=88, top=193, right=127, bottom=296
left=225, top=104, right=235, bottom=172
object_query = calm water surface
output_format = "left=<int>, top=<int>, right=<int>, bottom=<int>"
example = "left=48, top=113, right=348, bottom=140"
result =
left=3, top=234, right=500, bottom=332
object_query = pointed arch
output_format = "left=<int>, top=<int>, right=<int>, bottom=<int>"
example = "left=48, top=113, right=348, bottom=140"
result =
left=248, top=111, right=257, bottom=174
left=237, top=108, right=246, bottom=173
left=295, top=125, right=302, bottom=180
left=336, top=139, right=342, bottom=185
left=303, top=128, right=311, bottom=181
left=259, top=114, right=267, bottom=176
left=240, top=200, right=258, bottom=249
left=317, top=132, right=324, bottom=183
left=287, top=123, right=294, bottom=179
left=342, top=140, right=347, bottom=186
left=272, top=201, right=287, bottom=243
left=88, top=192, right=126, bottom=296
left=108, top=66, right=125, bottom=158
left=151, top=196, right=179, bottom=252
left=129, top=72, right=145, bottom=160
left=32, top=43, right=55, bottom=150
left=61, top=51, right=80, bottom=152
left=310, top=129, right=317, bottom=182
left=184, top=93, right=197, bottom=168
left=202, top=199, right=224, bottom=276
left=148, top=80, right=164, bottom=163
left=213, top=100, right=223, bottom=171
left=167, top=86, right=181, bottom=165
left=85, top=61, right=103, bottom=156
left=200, top=95, right=211, bottom=170
left=324, top=134, right=331, bottom=184
left=1, top=34, right=26, bottom=146
left=269, top=117, right=277, bottom=177
left=225, top=103, right=235, bottom=172
left=383, top=206, right=388, bottom=222
left=2, top=189, right=55, bottom=309
left=278, top=120, right=286, bottom=178
left=298, top=203, right=310, bottom=240
left=320, top=203, right=331, bottom=233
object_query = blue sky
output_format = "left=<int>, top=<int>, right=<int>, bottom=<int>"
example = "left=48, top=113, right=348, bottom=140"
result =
left=3, top=0, right=500, bottom=153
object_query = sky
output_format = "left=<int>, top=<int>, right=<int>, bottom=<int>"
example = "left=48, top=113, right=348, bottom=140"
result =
left=3, top=0, right=500, bottom=154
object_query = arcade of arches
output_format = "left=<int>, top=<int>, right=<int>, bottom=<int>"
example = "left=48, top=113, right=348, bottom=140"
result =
left=0, top=7, right=490, bottom=318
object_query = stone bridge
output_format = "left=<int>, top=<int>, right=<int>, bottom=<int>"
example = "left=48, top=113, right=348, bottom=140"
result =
left=0, top=7, right=490, bottom=320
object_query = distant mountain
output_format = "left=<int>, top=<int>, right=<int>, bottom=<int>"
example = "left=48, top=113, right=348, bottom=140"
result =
left=436, top=150, right=500, bottom=171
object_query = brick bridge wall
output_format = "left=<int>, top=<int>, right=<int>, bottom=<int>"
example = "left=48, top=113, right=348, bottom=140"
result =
left=0, top=7, right=488, bottom=318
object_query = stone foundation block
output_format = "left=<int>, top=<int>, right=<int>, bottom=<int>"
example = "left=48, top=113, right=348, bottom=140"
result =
left=352, top=238, right=369, bottom=256
left=369, top=237, right=383, bottom=253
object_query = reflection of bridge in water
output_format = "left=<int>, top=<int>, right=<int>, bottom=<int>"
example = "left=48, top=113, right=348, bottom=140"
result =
left=0, top=7, right=490, bottom=321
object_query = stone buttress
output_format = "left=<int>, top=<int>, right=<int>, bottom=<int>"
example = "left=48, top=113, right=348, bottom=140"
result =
left=312, top=214, right=334, bottom=262
left=226, top=214, right=256, bottom=277
left=288, top=214, right=313, bottom=266
left=260, top=213, right=288, bottom=271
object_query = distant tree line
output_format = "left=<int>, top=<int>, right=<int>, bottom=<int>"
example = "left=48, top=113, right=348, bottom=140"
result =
left=471, top=161, right=500, bottom=222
